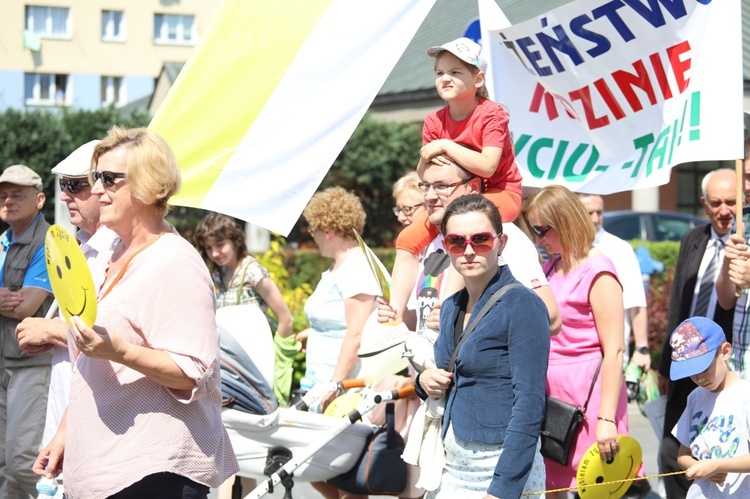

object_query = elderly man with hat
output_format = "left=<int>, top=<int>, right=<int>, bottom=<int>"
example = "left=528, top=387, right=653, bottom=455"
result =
left=16, top=142, right=118, bottom=473
left=0, top=163, right=54, bottom=497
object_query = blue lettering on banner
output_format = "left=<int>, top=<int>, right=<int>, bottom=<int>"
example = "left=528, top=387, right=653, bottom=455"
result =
left=499, top=0, right=708, bottom=77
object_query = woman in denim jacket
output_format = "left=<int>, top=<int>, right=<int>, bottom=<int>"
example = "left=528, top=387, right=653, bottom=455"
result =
left=416, top=194, right=550, bottom=499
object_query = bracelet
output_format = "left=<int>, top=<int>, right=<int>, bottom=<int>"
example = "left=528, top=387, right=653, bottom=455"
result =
left=597, top=416, right=616, bottom=424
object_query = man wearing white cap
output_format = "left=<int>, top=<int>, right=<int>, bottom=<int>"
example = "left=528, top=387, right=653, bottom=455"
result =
left=16, top=141, right=117, bottom=454
left=0, top=163, right=54, bottom=497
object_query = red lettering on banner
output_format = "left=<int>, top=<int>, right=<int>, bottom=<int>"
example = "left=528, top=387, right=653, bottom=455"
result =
left=528, top=40, right=693, bottom=130
left=667, top=40, right=691, bottom=92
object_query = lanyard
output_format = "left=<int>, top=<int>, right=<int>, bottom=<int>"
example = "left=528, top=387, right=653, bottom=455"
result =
left=98, top=233, right=167, bottom=301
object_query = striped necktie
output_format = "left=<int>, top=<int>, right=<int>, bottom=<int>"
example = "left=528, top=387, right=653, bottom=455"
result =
left=693, top=239, right=723, bottom=317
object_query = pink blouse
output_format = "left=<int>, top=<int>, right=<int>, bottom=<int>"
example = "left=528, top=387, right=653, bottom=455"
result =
left=545, top=253, right=621, bottom=362
left=64, top=233, right=238, bottom=497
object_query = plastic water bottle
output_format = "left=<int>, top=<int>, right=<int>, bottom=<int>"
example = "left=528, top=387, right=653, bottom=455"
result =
left=624, top=362, right=643, bottom=403
left=36, top=476, right=58, bottom=499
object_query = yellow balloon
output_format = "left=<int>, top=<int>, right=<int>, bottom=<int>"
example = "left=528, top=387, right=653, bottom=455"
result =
left=576, top=436, right=643, bottom=499
left=45, top=225, right=97, bottom=327
left=323, top=392, right=362, bottom=418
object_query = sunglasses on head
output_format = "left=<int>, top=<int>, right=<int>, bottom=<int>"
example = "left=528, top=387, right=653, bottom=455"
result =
left=59, top=178, right=90, bottom=194
left=442, top=231, right=498, bottom=255
left=92, top=171, right=127, bottom=187
left=531, top=225, right=552, bottom=238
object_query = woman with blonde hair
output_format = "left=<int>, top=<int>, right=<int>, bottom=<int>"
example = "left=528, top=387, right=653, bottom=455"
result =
left=33, top=127, right=238, bottom=498
left=524, top=185, right=628, bottom=497
left=392, top=171, right=426, bottom=228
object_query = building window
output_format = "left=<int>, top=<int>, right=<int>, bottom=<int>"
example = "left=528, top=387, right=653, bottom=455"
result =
left=25, top=73, right=69, bottom=106
left=101, top=10, right=125, bottom=42
left=154, top=14, right=195, bottom=45
left=101, top=76, right=126, bottom=107
left=25, top=6, right=70, bottom=38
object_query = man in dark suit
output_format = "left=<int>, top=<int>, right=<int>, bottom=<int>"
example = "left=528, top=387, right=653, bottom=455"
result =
left=658, top=168, right=736, bottom=498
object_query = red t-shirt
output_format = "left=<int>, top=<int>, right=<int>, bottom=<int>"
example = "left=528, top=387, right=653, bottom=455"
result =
left=423, top=98, right=522, bottom=194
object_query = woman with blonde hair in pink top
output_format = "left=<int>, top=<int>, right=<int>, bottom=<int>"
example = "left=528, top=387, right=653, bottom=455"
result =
left=32, top=126, right=238, bottom=498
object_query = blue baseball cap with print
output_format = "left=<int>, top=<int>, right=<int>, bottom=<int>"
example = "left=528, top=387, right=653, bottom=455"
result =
left=670, top=317, right=726, bottom=380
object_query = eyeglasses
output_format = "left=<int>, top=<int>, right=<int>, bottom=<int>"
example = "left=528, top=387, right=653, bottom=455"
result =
left=442, top=231, right=499, bottom=255
left=416, top=179, right=468, bottom=194
left=392, top=203, right=424, bottom=217
left=531, top=225, right=553, bottom=238
left=59, top=178, right=90, bottom=194
left=92, top=171, right=127, bottom=187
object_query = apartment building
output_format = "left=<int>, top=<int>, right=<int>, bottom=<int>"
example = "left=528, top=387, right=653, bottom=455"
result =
left=0, top=1, right=220, bottom=111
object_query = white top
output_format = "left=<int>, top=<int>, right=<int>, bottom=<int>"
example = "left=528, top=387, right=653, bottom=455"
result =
left=674, top=380, right=750, bottom=498
left=300, top=249, right=381, bottom=393
left=593, top=229, right=647, bottom=365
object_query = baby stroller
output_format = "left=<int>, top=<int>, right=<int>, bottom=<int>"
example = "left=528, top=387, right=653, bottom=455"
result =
left=218, top=305, right=413, bottom=499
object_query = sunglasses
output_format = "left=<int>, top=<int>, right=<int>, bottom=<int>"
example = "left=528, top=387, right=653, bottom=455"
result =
left=92, top=171, right=127, bottom=187
left=59, top=178, right=90, bottom=194
left=531, top=225, right=553, bottom=238
left=442, top=231, right=498, bottom=255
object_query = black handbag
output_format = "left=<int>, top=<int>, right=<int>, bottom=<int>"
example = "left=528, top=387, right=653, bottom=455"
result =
left=327, top=402, right=407, bottom=495
left=540, top=358, right=602, bottom=466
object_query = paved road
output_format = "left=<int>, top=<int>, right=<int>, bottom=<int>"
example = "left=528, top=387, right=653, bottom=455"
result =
left=213, top=401, right=666, bottom=499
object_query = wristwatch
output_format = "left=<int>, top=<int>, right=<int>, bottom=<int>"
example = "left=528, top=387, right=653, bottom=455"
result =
left=636, top=345, right=649, bottom=355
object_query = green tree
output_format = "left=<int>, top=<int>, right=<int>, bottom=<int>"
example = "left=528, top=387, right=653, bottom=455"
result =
left=318, top=116, right=422, bottom=247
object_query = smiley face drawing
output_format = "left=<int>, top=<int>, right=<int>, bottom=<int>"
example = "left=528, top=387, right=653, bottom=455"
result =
left=45, top=225, right=97, bottom=327
left=576, top=436, right=643, bottom=499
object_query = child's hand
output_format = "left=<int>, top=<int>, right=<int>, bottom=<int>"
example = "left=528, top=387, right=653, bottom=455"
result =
left=420, top=140, right=448, bottom=161
left=686, top=459, right=726, bottom=483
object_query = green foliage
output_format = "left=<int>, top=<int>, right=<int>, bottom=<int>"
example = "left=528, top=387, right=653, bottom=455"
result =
left=0, top=107, right=151, bottom=222
left=0, top=109, right=72, bottom=194
left=319, top=116, right=422, bottom=247
left=60, top=106, right=150, bottom=149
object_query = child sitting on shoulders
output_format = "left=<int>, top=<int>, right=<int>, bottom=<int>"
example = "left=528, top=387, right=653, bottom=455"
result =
left=390, top=38, right=522, bottom=322
left=670, top=316, right=750, bottom=498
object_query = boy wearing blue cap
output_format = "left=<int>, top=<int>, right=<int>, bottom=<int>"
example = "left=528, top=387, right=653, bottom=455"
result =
left=670, top=317, right=750, bottom=497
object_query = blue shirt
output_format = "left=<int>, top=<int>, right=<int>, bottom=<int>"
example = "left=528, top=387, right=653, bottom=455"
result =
left=0, top=214, right=52, bottom=292
left=417, top=267, right=550, bottom=498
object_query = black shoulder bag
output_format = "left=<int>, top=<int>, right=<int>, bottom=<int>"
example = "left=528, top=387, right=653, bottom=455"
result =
left=541, top=359, right=602, bottom=466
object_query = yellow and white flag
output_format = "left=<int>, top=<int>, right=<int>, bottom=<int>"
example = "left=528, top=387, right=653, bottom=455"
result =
left=150, top=0, right=435, bottom=235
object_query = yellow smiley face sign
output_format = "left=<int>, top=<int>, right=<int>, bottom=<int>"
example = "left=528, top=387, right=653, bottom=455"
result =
left=323, top=392, right=363, bottom=419
left=577, top=436, right=643, bottom=499
left=45, top=225, right=97, bottom=327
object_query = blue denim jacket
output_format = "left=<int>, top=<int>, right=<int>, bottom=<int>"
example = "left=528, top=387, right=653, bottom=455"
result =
left=417, top=266, right=550, bottom=498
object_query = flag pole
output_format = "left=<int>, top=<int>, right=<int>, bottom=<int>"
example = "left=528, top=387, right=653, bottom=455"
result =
left=736, top=158, right=744, bottom=299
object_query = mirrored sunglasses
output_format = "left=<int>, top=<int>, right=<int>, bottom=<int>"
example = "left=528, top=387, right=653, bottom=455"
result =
left=59, top=178, right=90, bottom=194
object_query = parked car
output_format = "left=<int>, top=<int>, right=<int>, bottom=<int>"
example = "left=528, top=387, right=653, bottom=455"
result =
left=603, top=210, right=708, bottom=242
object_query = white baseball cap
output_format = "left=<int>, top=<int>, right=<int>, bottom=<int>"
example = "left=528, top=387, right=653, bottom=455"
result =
left=427, top=37, right=487, bottom=73
left=51, top=140, right=100, bottom=178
